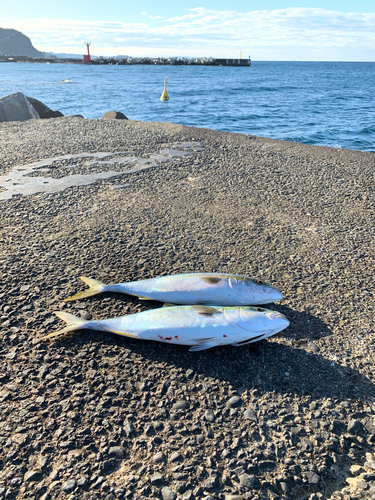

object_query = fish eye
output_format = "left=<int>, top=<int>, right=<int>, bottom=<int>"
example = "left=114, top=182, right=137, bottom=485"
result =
left=255, top=307, right=264, bottom=312
left=253, top=279, right=263, bottom=285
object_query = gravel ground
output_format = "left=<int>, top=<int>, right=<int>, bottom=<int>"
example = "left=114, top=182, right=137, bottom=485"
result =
left=0, top=117, right=374, bottom=500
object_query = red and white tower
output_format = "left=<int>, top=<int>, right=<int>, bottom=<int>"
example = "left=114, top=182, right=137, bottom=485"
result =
left=83, top=42, right=91, bottom=63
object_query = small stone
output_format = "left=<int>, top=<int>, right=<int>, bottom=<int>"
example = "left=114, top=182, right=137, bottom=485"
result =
left=280, top=482, right=290, bottom=494
left=77, top=477, right=87, bottom=487
left=161, top=486, right=176, bottom=500
left=225, top=496, right=244, bottom=500
left=346, top=477, right=368, bottom=490
left=150, top=472, right=164, bottom=485
left=153, top=452, right=165, bottom=463
left=108, top=446, right=125, bottom=458
left=201, top=476, right=217, bottom=490
left=24, top=470, right=43, bottom=482
left=243, top=409, right=257, bottom=421
left=239, top=474, right=261, bottom=489
left=305, top=471, right=320, bottom=484
left=170, top=451, right=183, bottom=462
left=186, top=369, right=195, bottom=379
left=124, top=420, right=134, bottom=436
left=173, top=401, right=188, bottom=410
left=39, top=456, right=48, bottom=468
left=227, top=396, right=243, bottom=409
left=348, top=419, right=365, bottom=436
left=204, top=409, right=215, bottom=422
left=330, top=420, right=346, bottom=435
left=180, top=492, right=193, bottom=500
left=62, top=480, right=76, bottom=492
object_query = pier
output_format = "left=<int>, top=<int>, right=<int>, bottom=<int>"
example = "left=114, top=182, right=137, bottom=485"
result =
left=1, top=55, right=251, bottom=66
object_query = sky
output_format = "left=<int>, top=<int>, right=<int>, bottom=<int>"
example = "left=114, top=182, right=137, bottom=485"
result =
left=1, top=1, right=375, bottom=60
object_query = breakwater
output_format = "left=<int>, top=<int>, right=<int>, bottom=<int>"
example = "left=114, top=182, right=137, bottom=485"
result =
left=1, top=55, right=251, bottom=66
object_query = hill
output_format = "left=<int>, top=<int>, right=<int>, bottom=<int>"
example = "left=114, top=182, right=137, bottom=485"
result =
left=0, top=27, right=46, bottom=57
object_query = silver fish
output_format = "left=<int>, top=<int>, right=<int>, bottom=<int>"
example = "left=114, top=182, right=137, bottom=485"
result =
left=41, top=304, right=290, bottom=351
left=64, top=273, right=283, bottom=305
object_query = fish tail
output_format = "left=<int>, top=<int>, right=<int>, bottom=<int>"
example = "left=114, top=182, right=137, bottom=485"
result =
left=40, top=312, right=87, bottom=341
left=64, top=276, right=106, bottom=302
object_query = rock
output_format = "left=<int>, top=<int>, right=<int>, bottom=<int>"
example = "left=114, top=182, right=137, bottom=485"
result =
left=305, top=471, right=320, bottom=484
left=204, top=409, right=215, bottom=422
left=346, top=477, right=368, bottom=490
left=227, top=396, right=243, bottom=409
left=24, top=470, right=43, bottom=482
left=101, top=111, right=128, bottom=120
left=239, top=474, right=261, bottom=489
left=243, top=409, right=257, bottom=422
left=108, top=446, right=125, bottom=458
left=161, top=487, right=176, bottom=500
left=169, top=451, right=183, bottom=462
left=348, top=419, right=365, bottom=436
left=153, top=452, right=165, bottom=463
left=62, top=479, right=76, bottom=492
left=0, top=92, right=39, bottom=122
left=201, top=476, right=217, bottom=490
left=25, top=96, right=64, bottom=118
left=150, top=472, right=164, bottom=485
left=330, top=419, right=346, bottom=435
left=173, top=400, right=188, bottom=410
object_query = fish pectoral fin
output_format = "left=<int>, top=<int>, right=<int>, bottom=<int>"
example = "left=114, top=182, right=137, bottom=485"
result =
left=189, top=339, right=219, bottom=352
left=192, top=305, right=220, bottom=316
left=200, top=276, right=222, bottom=284
left=97, top=323, right=138, bottom=338
left=137, top=296, right=153, bottom=301
left=162, top=303, right=177, bottom=307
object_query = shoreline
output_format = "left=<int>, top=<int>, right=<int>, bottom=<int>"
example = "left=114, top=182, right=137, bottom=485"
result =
left=0, top=118, right=374, bottom=499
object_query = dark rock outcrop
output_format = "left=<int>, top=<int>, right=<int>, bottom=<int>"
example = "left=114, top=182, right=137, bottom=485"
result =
left=0, top=92, right=39, bottom=122
left=101, top=111, right=128, bottom=120
left=25, top=96, right=64, bottom=118
left=0, top=92, right=63, bottom=122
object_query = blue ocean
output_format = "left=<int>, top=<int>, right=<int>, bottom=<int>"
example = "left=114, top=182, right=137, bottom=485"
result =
left=1, top=61, right=374, bottom=152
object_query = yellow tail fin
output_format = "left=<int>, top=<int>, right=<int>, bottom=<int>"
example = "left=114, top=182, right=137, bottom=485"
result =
left=40, top=312, right=86, bottom=341
left=64, top=276, right=106, bottom=302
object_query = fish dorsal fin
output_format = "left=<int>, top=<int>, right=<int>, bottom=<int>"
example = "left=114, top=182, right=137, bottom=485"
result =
left=200, top=276, right=222, bottom=285
left=163, top=303, right=177, bottom=308
left=192, top=305, right=219, bottom=316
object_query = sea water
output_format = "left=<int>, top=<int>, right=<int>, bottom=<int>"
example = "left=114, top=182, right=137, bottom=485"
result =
left=0, top=61, right=374, bottom=152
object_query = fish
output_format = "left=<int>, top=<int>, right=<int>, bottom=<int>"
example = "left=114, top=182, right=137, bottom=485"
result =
left=64, top=273, right=283, bottom=305
left=40, top=304, right=290, bottom=351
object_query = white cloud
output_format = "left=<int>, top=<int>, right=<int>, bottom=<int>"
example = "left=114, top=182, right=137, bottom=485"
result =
left=2, top=7, right=375, bottom=60
left=141, top=12, right=164, bottom=20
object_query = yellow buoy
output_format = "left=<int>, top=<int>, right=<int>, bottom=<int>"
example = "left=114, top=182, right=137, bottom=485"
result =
left=160, top=77, right=169, bottom=101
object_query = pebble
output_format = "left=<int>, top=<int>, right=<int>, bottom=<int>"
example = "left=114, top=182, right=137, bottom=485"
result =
left=161, top=487, right=176, bottom=500
left=24, top=470, right=43, bottom=482
left=227, top=396, right=243, bottom=409
left=150, top=472, right=164, bottom=485
left=173, top=400, right=188, bottom=410
left=348, top=419, right=365, bottom=435
left=243, top=409, right=257, bottom=421
left=62, top=480, right=77, bottom=492
left=108, top=446, right=125, bottom=458
left=239, top=474, right=261, bottom=489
